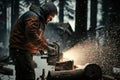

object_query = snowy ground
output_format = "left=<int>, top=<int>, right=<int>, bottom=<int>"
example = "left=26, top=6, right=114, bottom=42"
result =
left=0, top=56, right=54, bottom=80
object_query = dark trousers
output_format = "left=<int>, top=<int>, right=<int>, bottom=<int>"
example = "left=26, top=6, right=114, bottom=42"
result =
left=9, top=48, right=35, bottom=80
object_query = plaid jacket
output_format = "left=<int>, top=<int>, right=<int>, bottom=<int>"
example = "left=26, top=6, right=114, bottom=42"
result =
left=9, top=10, right=47, bottom=55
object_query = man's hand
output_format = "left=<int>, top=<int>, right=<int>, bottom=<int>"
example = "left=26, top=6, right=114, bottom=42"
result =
left=46, top=44, right=56, bottom=56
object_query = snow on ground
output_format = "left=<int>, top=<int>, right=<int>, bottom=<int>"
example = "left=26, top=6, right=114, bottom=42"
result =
left=0, top=56, right=54, bottom=80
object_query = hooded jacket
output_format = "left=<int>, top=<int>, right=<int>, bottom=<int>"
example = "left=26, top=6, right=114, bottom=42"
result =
left=9, top=2, right=57, bottom=55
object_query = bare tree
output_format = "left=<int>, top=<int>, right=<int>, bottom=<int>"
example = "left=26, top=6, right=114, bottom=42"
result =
left=74, top=0, right=87, bottom=41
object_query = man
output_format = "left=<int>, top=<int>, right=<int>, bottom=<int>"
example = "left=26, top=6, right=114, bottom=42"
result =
left=9, top=2, right=57, bottom=80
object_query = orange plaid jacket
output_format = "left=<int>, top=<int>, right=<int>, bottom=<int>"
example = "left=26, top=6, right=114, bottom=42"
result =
left=9, top=11, right=47, bottom=55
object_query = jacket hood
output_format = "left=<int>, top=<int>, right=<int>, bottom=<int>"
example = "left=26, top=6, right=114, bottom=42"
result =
left=29, top=4, right=45, bottom=21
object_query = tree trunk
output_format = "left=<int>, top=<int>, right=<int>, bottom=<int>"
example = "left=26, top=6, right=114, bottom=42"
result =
left=11, top=0, right=19, bottom=28
left=0, top=0, right=7, bottom=47
left=31, top=0, right=40, bottom=6
left=59, top=0, right=65, bottom=23
left=89, top=0, right=97, bottom=36
left=106, top=0, right=120, bottom=67
left=74, top=0, right=87, bottom=40
left=97, top=0, right=120, bottom=75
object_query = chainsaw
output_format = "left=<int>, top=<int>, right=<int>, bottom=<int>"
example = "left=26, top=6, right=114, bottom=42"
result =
left=40, top=42, right=63, bottom=65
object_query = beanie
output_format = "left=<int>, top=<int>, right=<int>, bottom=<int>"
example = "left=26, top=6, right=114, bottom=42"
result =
left=41, top=2, right=58, bottom=15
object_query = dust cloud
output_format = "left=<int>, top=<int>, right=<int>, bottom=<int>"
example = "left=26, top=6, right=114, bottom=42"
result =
left=63, top=38, right=118, bottom=75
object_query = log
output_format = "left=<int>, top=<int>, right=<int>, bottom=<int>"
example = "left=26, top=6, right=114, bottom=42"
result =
left=0, top=66, right=13, bottom=75
left=55, top=60, right=74, bottom=71
left=47, top=64, right=102, bottom=80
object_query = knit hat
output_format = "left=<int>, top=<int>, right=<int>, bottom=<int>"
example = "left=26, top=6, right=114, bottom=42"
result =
left=41, top=2, right=58, bottom=16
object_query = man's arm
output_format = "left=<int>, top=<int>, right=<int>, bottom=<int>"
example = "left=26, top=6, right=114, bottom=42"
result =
left=25, top=16, right=47, bottom=50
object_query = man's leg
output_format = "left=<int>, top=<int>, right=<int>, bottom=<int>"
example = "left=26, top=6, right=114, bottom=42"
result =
left=10, top=48, right=35, bottom=80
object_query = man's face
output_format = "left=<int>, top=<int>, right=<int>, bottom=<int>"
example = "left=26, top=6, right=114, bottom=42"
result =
left=46, top=13, right=56, bottom=23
